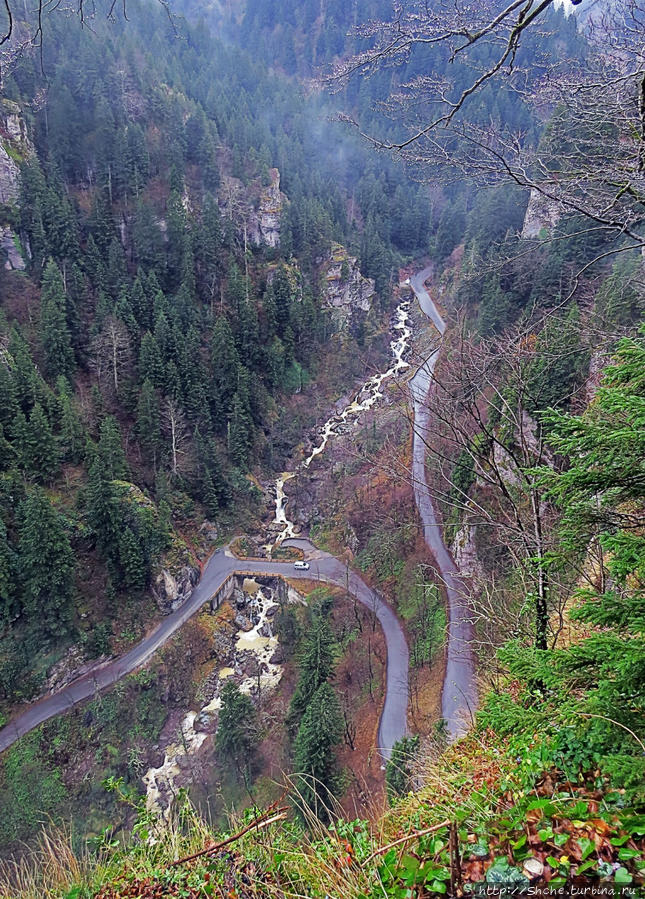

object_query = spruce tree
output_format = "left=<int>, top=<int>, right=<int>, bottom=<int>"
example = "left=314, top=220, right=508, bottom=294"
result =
left=293, top=682, right=343, bottom=822
left=216, top=680, right=258, bottom=776
left=40, top=260, right=75, bottom=381
left=9, top=327, right=40, bottom=411
left=138, top=332, right=165, bottom=390
left=118, top=526, right=146, bottom=591
left=287, top=611, right=337, bottom=731
left=131, top=274, right=152, bottom=329
left=211, top=316, right=239, bottom=416
left=0, top=517, right=15, bottom=620
left=86, top=458, right=120, bottom=562
left=385, top=735, right=420, bottom=803
left=66, top=263, right=86, bottom=353
left=0, top=363, right=18, bottom=433
left=532, top=332, right=645, bottom=762
left=24, top=402, right=59, bottom=482
left=58, top=377, right=85, bottom=464
left=135, top=379, right=161, bottom=465
left=0, top=423, right=16, bottom=472
left=11, top=410, right=29, bottom=467
left=98, top=415, right=128, bottom=480
left=18, top=489, right=75, bottom=636
left=228, top=389, right=253, bottom=468
left=85, top=234, right=108, bottom=292
left=272, top=264, right=293, bottom=335
left=200, top=468, right=219, bottom=520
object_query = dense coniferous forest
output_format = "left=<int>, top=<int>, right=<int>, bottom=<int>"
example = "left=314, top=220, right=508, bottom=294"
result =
left=0, top=0, right=437, bottom=711
left=0, top=0, right=643, bottom=894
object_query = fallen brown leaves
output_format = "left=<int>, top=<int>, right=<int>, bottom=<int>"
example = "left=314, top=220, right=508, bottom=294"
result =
left=95, top=878, right=203, bottom=898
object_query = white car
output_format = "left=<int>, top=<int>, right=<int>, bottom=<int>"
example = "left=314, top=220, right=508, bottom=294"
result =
left=293, top=560, right=310, bottom=570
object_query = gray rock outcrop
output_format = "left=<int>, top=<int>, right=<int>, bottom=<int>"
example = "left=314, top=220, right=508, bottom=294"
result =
left=0, top=101, right=34, bottom=205
left=451, top=522, right=485, bottom=584
left=0, top=225, right=26, bottom=270
left=0, top=143, right=20, bottom=205
left=248, top=168, right=283, bottom=248
left=521, top=188, right=562, bottom=239
left=323, top=243, right=375, bottom=330
left=221, top=168, right=286, bottom=249
left=152, top=565, right=200, bottom=614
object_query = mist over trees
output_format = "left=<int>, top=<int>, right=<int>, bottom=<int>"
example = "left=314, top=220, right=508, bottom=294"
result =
left=0, top=1, right=642, bottom=883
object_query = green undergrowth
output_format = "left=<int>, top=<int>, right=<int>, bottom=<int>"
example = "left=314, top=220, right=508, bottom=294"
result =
left=3, top=706, right=643, bottom=898
left=0, top=617, right=216, bottom=850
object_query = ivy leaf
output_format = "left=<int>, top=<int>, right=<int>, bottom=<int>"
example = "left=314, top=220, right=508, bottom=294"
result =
left=614, top=867, right=633, bottom=884
left=610, top=835, right=630, bottom=846
left=618, top=848, right=640, bottom=861
left=575, top=859, right=596, bottom=875
left=576, top=837, right=595, bottom=861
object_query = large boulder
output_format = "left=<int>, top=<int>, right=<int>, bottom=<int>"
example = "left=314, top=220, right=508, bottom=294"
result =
left=199, top=519, right=219, bottom=543
left=152, top=565, right=200, bottom=614
left=194, top=710, right=218, bottom=733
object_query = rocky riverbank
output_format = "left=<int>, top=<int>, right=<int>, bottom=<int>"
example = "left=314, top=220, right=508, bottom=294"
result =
left=142, top=576, right=304, bottom=819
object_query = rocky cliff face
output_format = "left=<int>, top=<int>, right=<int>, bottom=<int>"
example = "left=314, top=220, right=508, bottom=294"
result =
left=0, top=225, right=26, bottom=270
left=248, top=167, right=283, bottom=248
left=0, top=142, right=20, bottom=206
left=152, top=564, right=200, bottom=614
left=220, top=167, right=285, bottom=249
left=0, top=101, right=34, bottom=270
left=0, top=100, right=32, bottom=205
left=451, top=521, right=484, bottom=584
left=521, top=188, right=562, bottom=239
left=322, top=243, right=375, bottom=331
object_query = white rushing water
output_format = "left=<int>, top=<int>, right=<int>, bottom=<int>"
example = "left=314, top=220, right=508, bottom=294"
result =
left=269, top=300, right=412, bottom=547
left=142, top=580, right=282, bottom=820
left=144, top=290, right=421, bottom=816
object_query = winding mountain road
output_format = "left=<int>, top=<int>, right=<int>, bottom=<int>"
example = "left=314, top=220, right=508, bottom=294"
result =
left=0, top=263, right=475, bottom=761
left=0, top=543, right=408, bottom=758
left=407, top=266, right=477, bottom=739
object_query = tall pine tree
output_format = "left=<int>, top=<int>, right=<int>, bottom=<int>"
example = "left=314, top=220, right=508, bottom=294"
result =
left=40, top=260, right=75, bottom=381
left=293, top=682, right=343, bottom=822
left=287, top=610, right=337, bottom=732
left=18, top=489, right=75, bottom=637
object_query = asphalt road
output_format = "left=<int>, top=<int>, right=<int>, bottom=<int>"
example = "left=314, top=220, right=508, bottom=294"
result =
left=407, top=266, right=478, bottom=739
left=0, top=542, right=408, bottom=759
left=0, top=263, right=474, bottom=759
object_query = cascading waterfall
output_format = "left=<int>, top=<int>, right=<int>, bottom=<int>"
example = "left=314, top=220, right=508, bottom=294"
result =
left=268, top=300, right=412, bottom=548
left=142, top=581, right=283, bottom=820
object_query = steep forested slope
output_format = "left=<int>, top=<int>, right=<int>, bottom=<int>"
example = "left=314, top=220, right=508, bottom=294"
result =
left=0, top=0, right=643, bottom=892
left=2, top=329, right=644, bottom=892
left=0, top=0, right=441, bottom=844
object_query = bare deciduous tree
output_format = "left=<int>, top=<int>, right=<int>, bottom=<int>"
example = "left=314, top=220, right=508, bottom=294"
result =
left=162, top=396, right=193, bottom=478
left=90, top=315, right=131, bottom=395
left=331, top=1, right=645, bottom=267
left=368, top=314, right=595, bottom=657
left=0, top=0, right=173, bottom=77
left=425, top=321, right=601, bottom=648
